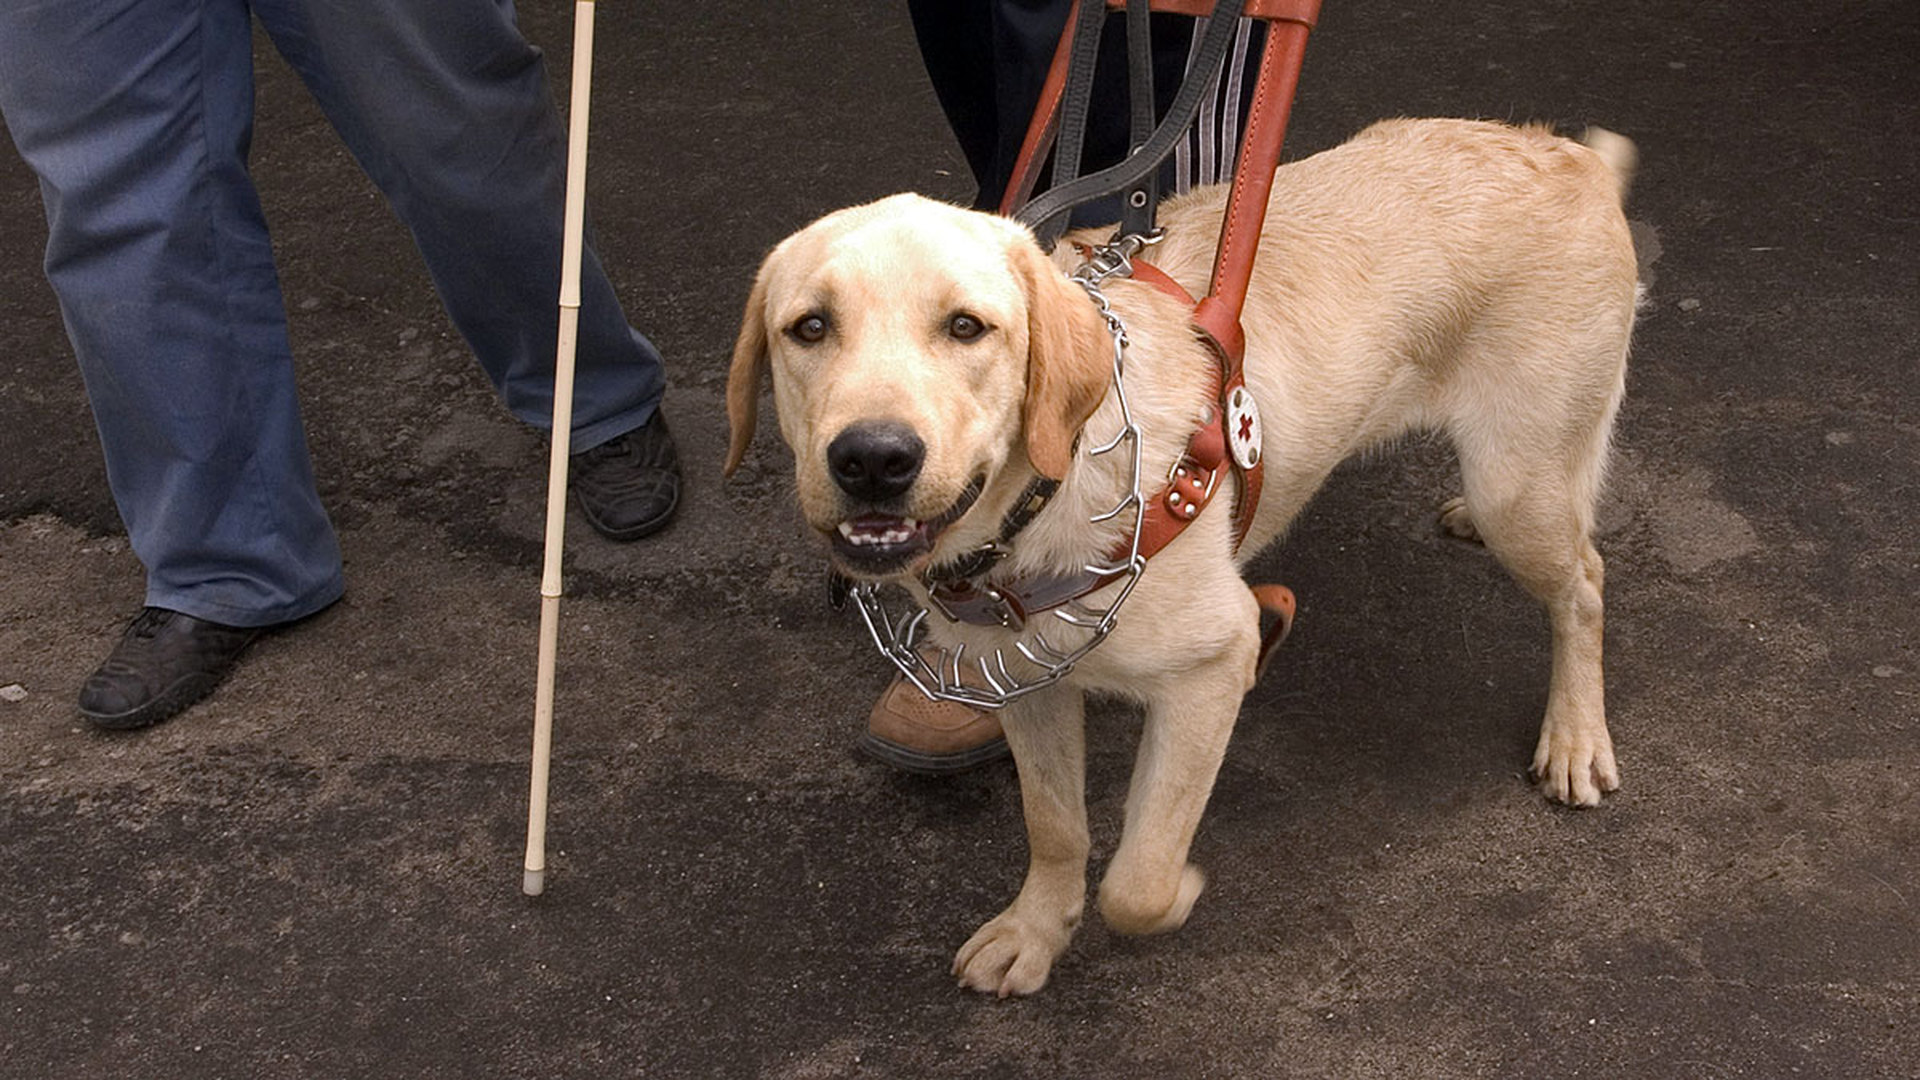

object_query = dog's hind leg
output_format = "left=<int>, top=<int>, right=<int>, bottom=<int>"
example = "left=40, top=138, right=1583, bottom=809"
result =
left=953, top=683, right=1089, bottom=997
left=1450, top=390, right=1622, bottom=806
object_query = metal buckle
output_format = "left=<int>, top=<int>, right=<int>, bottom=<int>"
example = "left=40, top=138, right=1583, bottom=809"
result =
left=926, top=580, right=1026, bottom=631
left=1079, top=229, right=1163, bottom=283
left=981, top=586, right=1023, bottom=630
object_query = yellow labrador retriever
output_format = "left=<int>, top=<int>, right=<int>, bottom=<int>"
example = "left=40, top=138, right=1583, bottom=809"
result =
left=726, top=118, right=1639, bottom=995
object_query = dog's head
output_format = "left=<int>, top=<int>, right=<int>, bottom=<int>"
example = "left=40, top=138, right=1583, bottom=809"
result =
left=726, top=194, right=1109, bottom=580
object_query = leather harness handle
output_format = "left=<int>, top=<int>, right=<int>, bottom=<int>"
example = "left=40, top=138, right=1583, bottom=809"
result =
left=1110, top=0, right=1316, bottom=17
left=1193, top=13, right=1313, bottom=369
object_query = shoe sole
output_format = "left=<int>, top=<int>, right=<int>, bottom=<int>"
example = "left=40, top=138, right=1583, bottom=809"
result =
left=80, top=671, right=225, bottom=732
left=575, top=486, right=681, bottom=542
left=856, top=732, right=1012, bottom=775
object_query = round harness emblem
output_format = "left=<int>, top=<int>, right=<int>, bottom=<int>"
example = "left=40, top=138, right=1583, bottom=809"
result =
left=1225, top=384, right=1263, bottom=470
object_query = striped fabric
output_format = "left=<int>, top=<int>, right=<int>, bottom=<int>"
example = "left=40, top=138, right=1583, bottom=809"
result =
left=1173, top=16, right=1262, bottom=195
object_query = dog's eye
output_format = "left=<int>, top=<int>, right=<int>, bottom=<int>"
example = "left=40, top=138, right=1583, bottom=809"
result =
left=789, top=314, right=829, bottom=344
left=948, top=313, right=987, bottom=342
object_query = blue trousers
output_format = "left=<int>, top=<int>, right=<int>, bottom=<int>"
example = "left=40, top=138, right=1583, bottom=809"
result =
left=0, top=0, right=664, bottom=626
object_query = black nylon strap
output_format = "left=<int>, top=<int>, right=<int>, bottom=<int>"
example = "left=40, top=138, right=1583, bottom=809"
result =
left=1017, top=0, right=1245, bottom=246
left=1051, top=0, right=1110, bottom=199
left=1118, top=0, right=1159, bottom=238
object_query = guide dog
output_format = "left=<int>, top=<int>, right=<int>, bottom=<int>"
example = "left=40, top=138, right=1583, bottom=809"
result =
left=725, top=119, right=1639, bottom=995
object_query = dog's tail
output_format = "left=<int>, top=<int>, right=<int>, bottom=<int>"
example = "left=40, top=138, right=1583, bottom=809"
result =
left=1580, top=126, right=1638, bottom=204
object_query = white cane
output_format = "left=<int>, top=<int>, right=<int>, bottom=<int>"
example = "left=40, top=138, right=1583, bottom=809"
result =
left=524, top=0, right=597, bottom=897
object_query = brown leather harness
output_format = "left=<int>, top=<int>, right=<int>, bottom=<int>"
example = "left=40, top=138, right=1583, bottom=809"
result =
left=917, top=1, right=1319, bottom=679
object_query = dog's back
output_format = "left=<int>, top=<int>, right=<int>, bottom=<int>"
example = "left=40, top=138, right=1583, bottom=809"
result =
left=1149, top=118, right=1638, bottom=355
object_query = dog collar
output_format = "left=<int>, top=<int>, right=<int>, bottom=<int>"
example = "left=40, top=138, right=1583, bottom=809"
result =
left=922, top=475, right=1061, bottom=586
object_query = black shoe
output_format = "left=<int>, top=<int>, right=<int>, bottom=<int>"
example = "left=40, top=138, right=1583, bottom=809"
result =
left=78, top=607, right=263, bottom=731
left=572, top=412, right=682, bottom=541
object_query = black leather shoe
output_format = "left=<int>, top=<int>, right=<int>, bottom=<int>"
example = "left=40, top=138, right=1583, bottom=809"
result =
left=572, top=412, right=682, bottom=541
left=78, top=607, right=263, bottom=731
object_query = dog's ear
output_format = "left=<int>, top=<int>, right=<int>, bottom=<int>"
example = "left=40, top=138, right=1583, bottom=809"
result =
left=1014, top=238, right=1110, bottom=481
left=723, top=261, right=773, bottom=477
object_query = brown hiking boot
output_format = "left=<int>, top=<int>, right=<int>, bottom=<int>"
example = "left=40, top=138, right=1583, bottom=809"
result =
left=859, top=671, right=1011, bottom=774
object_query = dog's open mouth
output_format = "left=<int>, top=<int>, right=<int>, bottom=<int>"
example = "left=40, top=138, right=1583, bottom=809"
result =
left=829, top=477, right=984, bottom=576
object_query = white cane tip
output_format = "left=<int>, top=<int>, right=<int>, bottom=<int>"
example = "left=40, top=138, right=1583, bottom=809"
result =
left=522, top=868, right=547, bottom=896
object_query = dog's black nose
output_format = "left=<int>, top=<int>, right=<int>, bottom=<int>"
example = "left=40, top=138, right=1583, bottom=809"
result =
left=827, top=422, right=924, bottom=502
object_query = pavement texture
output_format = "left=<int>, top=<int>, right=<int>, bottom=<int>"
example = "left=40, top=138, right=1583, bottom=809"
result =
left=2, top=2, right=1917, bottom=1077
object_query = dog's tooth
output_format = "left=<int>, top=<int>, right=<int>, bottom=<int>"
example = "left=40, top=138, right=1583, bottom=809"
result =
left=837, top=521, right=854, bottom=539
left=904, top=518, right=919, bottom=530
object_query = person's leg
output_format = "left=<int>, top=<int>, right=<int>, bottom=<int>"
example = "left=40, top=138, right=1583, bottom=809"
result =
left=908, top=0, right=1003, bottom=208
left=0, top=0, right=344, bottom=729
left=252, top=0, right=663, bottom=451
left=0, top=0, right=345, bottom=627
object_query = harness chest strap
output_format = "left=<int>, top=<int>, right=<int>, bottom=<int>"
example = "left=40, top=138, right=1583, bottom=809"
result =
left=1128, top=262, right=1293, bottom=672
left=1102, top=256, right=1266, bottom=554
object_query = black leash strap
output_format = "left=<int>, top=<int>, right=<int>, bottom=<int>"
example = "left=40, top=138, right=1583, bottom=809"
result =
left=1050, top=0, right=1110, bottom=200
left=1017, top=0, right=1246, bottom=246
left=1118, top=0, right=1159, bottom=238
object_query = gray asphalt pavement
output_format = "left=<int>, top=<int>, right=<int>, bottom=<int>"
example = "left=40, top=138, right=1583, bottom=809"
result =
left=2, top=2, right=1917, bottom=1077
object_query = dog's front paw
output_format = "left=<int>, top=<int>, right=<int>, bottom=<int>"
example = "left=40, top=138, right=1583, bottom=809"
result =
left=1098, top=862, right=1206, bottom=936
left=1532, top=717, right=1620, bottom=806
left=952, top=910, right=1074, bottom=997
